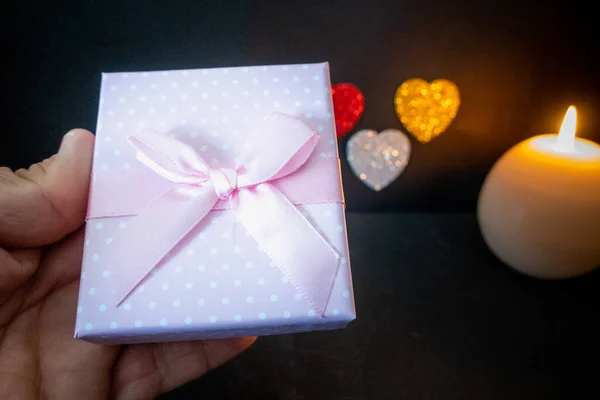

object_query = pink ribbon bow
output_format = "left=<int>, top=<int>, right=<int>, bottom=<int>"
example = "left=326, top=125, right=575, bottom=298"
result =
left=106, top=113, right=341, bottom=316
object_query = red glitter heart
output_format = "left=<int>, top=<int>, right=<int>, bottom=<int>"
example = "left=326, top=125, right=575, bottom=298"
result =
left=332, top=83, right=365, bottom=138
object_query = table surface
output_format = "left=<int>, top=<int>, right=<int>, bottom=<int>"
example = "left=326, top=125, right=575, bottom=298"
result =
left=161, top=212, right=600, bottom=399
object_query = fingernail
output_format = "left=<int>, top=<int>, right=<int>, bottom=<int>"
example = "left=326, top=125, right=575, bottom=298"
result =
left=59, top=130, right=79, bottom=157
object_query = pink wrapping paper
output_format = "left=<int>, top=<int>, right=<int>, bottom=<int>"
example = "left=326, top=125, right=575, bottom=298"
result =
left=75, top=62, right=355, bottom=344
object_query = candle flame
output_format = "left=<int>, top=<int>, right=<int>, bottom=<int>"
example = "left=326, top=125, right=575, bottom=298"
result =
left=554, top=106, right=577, bottom=152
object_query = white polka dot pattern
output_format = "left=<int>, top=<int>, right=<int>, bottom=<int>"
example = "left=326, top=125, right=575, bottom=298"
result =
left=75, top=63, right=355, bottom=344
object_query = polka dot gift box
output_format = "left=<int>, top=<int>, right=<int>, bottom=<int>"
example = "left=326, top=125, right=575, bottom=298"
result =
left=75, top=63, right=355, bottom=344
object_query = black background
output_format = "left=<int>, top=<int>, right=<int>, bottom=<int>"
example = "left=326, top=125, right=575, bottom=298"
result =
left=2, top=1, right=600, bottom=399
left=3, top=0, right=599, bottom=211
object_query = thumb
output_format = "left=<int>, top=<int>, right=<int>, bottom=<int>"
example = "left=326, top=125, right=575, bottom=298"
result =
left=0, top=129, right=95, bottom=248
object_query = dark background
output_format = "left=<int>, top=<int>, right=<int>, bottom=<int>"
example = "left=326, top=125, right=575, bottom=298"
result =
left=3, top=1, right=599, bottom=399
left=3, top=0, right=599, bottom=211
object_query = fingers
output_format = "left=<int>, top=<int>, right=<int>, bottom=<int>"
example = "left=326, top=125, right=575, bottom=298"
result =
left=0, top=281, right=118, bottom=400
left=0, top=230, right=117, bottom=399
left=17, top=228, right=85, bottom=312
left=0, top=129, right=95, bottom=247
left=37, top=281, right=119, bottom=400
left=0, top=205, right=85, bottom=329
left=0, top=248, right=39, bottom=314
left=112, top=337, right=257, bottom=399
left=199, top=337, right=257, bottom=373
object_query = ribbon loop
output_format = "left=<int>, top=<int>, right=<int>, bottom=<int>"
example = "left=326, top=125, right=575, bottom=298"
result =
left=108, top=113, right=341, bottom=316
left=128, top=132, right=210, bottom=185
left=236, top=113, right=319, bottom=187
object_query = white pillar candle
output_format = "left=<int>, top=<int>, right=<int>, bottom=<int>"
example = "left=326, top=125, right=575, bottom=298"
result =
left=478, top=106, right=600, bottom=278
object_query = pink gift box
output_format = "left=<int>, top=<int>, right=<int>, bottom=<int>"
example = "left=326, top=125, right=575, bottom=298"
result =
left=75, top=62, right=355, bottom=344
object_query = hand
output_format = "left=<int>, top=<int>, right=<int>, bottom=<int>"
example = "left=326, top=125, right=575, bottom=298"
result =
left=0, top=129, right=256, bottom=399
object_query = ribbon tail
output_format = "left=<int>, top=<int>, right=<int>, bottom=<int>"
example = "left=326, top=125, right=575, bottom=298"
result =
left=231, top=183, right=341, bottom=316
left=110, top=185, right=219, bottom=305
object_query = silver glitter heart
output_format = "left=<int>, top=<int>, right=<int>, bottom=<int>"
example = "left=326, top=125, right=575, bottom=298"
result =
left=346, top=129, right=411, bottom=191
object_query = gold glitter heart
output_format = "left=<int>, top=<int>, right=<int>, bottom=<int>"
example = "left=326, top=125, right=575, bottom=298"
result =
left=394, top=78, right=460, bottom=143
